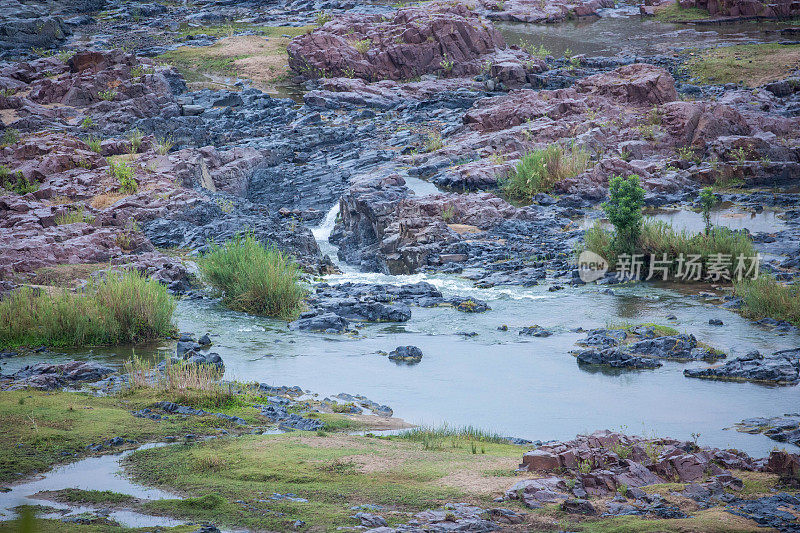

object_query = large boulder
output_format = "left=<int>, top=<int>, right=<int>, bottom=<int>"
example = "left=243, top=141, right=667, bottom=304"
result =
left=288, top=3, right=506, bottom=81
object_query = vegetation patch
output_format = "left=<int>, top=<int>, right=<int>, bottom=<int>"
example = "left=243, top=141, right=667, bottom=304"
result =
left=686, top=43, right=800, bottom=87
left=198, top=232, right=306, bottom=318
left=0, top=389, right=256, bottom=482
left=501, top=143, right=590, bottom=200
left=157, top=27, right=312, bottom=91
left=0, top=270, right=176, bottom=348
left=653, top=3, right=710, bottom=21
left=127, top=432, right=523, bottom=531
left=584, top=219, right=756, bottom=275
left=49, top=488, right=135, bottom=505
left=735, top=275, right=800, bottom=326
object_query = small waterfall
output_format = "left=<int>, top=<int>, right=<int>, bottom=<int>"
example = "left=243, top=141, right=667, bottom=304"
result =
left=312, top=202, right=341, bottom=268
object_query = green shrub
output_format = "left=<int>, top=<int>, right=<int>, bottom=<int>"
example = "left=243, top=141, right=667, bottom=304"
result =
left=1, top=128, right=20, bottom=146
left=0, top=270, right=176, bottom=348
left=127, top=128, right=144, bottom=153
left=198, top=233, right=305, bottom=318
left=501, top=143, right=589, bottom=200
left=603, top=174, right=645, bottom=253
left=55, top=207, right=95, bottom=225
left=699, top=187, right=717, bottom=235
left=98, top=89, right=117, bottom=101
left=735, top=276, right=800, bottom=326
left=0, top=166, right=38, bottom=195
left=85, top=135, right=102, bottom=153
left=109, top=160, right=137, bottom=193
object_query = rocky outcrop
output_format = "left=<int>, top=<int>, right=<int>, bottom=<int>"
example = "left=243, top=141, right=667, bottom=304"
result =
left=0, top=2, right=70, bottom=53
left=680, top=0, right=800, bottom=18
left=736, top=414, right=800, bottom=448
left=518, top=430, right=759, bottom=497
left=684, top=349, right=800, bottom=385
left=444, top=64, right=800, bottom=194
left=574, top=348, right=663, bottom=369
left=288, top=3, right=506, bottom=81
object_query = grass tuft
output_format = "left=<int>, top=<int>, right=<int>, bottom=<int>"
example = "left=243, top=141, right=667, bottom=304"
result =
left=0, top=270, right=175, bottom=348
left=501, top=143, right=590, bottom=200
left=735, top=276, right=800, bottom=326
left=198, top=233, right=306, bottom=318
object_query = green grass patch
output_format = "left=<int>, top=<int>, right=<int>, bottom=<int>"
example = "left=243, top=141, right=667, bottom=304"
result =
left=0, top=389, right=258, bottom=482
left=653, top=3, right=710, bottom=21
left=128, top=432, right=521, bottom=531
left=686, top=43, right=800, bottom=87
left=0, top=270, right=176, bottom=348
left=501, top=143, right=590, bottom=200
left=198, top=232, right=306, bottom=318
left=735, top=275, right=800, bottom=326
left=53, top=488, right=135, bottom=504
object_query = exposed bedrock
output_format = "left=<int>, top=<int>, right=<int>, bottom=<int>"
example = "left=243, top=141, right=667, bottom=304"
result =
left=679, top=0, right=800, bottom=18
left=288, top=2, right=509, bottom=81
left=427, top=63, right=800, bottom=193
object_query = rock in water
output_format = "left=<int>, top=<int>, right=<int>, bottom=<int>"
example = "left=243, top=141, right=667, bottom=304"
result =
left=388, top=345, right=423, bottom=363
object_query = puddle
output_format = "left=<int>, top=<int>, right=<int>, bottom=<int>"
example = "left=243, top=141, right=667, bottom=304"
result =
left=0, top=443, right=185, bottom=528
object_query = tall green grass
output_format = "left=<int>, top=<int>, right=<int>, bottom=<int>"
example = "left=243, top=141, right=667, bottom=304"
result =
left=198, top=233, right=305, bottom=318
left=583, top=219, right=756, bottom=275
left=735, top=276, right=800, bottom=326
left=0, top=270, right=175, bottom=348
left=501, top=143, right=590, bottom=200
left=399, top=424, right=506, bottom=445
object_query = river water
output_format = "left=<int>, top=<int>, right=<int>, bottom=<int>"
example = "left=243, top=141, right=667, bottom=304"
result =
left=6, top=204, right=796, bottom=458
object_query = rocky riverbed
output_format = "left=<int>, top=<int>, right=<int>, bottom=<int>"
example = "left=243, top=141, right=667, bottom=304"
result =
left=2, top=0, right=800, bottom=530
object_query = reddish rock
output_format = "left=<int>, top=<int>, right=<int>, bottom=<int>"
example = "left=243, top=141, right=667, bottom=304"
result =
left=679, top=0, right=800, bottom=18
left=575, top=63, right=678, bottom=105
left=766, top=450, right=800, bottom=478
left=288, top=3, right=506, bottom=81
left=522, top=449, right=562, bottom=471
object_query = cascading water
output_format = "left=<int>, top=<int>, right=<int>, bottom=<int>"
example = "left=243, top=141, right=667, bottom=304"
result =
left=312, top=202, right=342, bottom=270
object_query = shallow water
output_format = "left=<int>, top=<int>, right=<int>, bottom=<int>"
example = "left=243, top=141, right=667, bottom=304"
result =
left=11, top=271, right=797, bottom=458
left=0, top=443, right=186, bottom=527
left=498, top=7, right=793, bottom=57
left=581, top=204, right=788, bottom=234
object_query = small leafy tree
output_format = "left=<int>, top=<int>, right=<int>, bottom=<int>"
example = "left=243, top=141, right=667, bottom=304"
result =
left=603, top=174, right=645, bottom=253
left=699, top=187, right=717, bottom=235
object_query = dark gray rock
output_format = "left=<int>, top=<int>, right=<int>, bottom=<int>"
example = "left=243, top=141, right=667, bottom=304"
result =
left=575, top=348, right=662, bottom=369
left=288, top=312, right=349, bottom=333
left=684, top=349, right=800, bottom=385
left=388, top=345, right=423, bottom=363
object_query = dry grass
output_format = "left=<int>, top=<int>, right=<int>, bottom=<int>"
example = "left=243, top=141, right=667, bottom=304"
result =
left=158, top=29, right=312, bottom=92
left=30, top=263, right=108, bottom=288
left=91, top=192, right=130, bottom=209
